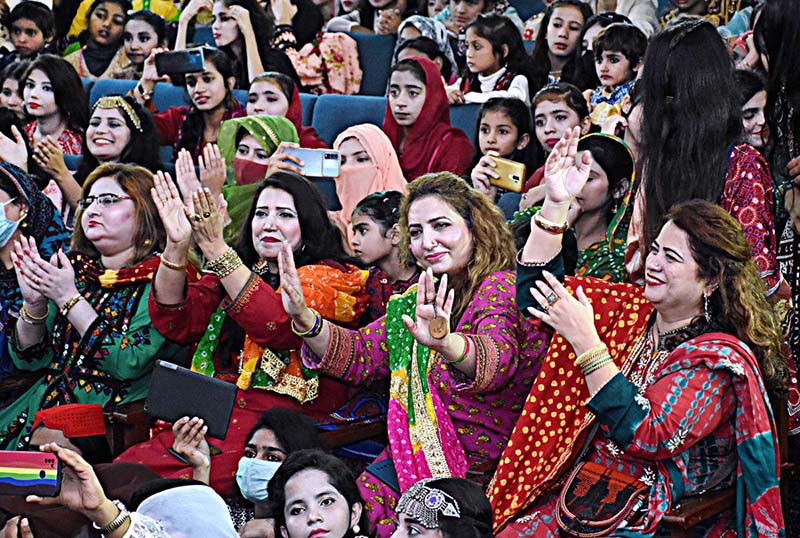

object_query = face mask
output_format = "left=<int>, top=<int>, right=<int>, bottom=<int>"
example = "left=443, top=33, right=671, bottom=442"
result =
left=236, top=456, right=282, bottom=503
left=0, top=198, right=22, bottom=248
left=233, top=157, right=271, bottom=186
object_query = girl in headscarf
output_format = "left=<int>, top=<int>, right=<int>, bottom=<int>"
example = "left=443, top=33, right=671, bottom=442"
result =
left=0, top=163, right=69, bottom=381
left=393, top=16, right=457, bottom=81
left=332, top=123, right=407, bottom=244
left=383, top=57, right=473, bottom=180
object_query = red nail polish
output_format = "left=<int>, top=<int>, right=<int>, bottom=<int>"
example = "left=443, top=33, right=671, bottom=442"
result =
left=23, top=249, right=29, bottom=255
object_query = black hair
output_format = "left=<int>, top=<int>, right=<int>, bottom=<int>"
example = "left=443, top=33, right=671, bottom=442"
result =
left=571, top=12, right=632, bottom=90
left=267, top=449, right=369, bottom=538
left=23, top=54, right=89, bottom=133
left=473, top=97, right=540, bottom=171
left=639, top=16, right=742, bottom=248
left=389, top=58, right=427, bottom=87
left=251, top=70, right=296, bottom=103
left=423, top=478, right=493, bottom=538
left=462, top=14, right=537, bottom=94
left=243, top=408, right=322, bottom=455
left=0, top=107, right=47, bottom=188
left=236, top=171, right=354, bottom=267
left=77, top=94, right=161, bottom=182
left=352, top=189, right=404, bottom=234
left=83, top=0, right=131, bottom=45
left=176, top=47, right=236, bottom=157
left=735, top=68, right=767, bottom=108
left=593, top=23, right=647, bottom=71
left=0, top=60, right=31, bottom=88
left=577, top=134, right=633, bottom=224
left=9, top=1, right=55, bottom=42
left=69, top=435, right=113, bottom=464
left=529, top=0, right=593, bottom=94
left=531, top=82, right=591, bottom=120
left=125, top=10, right=168, bottom=46
left=396, top=36, right=452, bottom=82
left=217, top=0, right=276, bottom=86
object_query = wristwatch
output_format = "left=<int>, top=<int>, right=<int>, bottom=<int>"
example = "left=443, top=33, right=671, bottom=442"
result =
left=92, top=499, right=130, bottom=536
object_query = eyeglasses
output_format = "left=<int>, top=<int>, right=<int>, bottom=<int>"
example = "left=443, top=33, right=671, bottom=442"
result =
left=77, top=193, right=132, bottom=210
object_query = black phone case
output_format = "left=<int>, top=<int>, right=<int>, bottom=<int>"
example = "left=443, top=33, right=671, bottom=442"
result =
left=155, top=50, right=205, bottom=77
left=144, top=360, right=237, bottom=439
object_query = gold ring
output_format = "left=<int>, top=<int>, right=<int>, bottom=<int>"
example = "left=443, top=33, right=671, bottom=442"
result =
left=192, top=214, right=202, bottom=222
left=547, top=293, right=558, bottom=305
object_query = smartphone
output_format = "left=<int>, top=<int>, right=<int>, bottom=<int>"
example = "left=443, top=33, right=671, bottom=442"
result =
left=488, top=156, right=526, bottom=193
left=283, top=148, right=341, bottom=178
left=0, top=451, right=61, bottom=497
left=155, top=49, right=205, bottom=77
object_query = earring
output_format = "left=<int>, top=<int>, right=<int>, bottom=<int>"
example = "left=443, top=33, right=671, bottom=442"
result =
left=352, top=524, right=367, bottom=538
left=612, top=198, right=619, bottom=214
left=703, top=293, right=711, bottom=324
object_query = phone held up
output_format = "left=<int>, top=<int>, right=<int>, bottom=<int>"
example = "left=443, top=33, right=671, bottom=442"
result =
left=0, top=451, right=61, bottom=497
left=283, top=148, right=341, bottom=178
left=155, top=48, right=206, bottom=78
left=488, top=156, right=526, bottom=193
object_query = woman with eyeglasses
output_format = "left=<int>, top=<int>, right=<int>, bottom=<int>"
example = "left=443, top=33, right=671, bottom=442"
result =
left=0, top=163, right=181, bottom=450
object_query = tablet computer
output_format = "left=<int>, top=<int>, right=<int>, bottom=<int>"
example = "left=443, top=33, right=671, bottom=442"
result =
left=144, top=360, right=237, bottom=440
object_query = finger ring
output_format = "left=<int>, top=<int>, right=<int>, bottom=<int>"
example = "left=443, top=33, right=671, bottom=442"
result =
left=34, top=276, right=40, bottom=285
left=192, top=214, right=202, bottom=222
left=203, top=212, right=211, bottom=218
left=542, top=304, right=549, bottom=314
left=547, top=293, right=559, bottom=305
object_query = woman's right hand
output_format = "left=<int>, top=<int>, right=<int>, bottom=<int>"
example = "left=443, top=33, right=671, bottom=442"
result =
left=0, top=517, right=34, bottom=538
left=171, top=416, right=211, bottom=471
left=32, top=137, right=69, bottom=180
left=175, top=148, right=202, bottom=202
left=278, top=241, right=316, bottom=330
left=471, top=153, right=499, bottom=201
left=11, top=237, right=47, bottom=309
left=139, top=47, right=171, bottom=89
left=152, top=171, right=192, bottom=248
left=267, top=142, right=304, bottom=176
left=542, top=126, right=592, bottom=205
left=0, top=125, right=28, bottom=170
left=270, top=0, right=297, bottom=25
left=181, top=0, right=213, bottom=22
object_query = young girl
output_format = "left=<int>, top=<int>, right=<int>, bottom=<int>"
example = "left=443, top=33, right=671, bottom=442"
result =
left=393, top=16, right=457, bottom=81
left=22, top=55, right=88, bottom=156
left=351, top=190, right=420, bottom=322
left=383, top=57, right=473, bottom=179
left=135, top=47, right=245, bottom=162
left=470, top=97, right=539, bottom=204
left=735, top=68, right=768, bottom=153
left=177, top=0, right=298, bottom=87
left=246, top=71, right=327, bottom=148
left=64, top=0, right=130, bottom=80
left=528, top=0, right=593, bottom=94
left=0, top=1, right=55, bottom=69
left=519, top=82, right=591, bottom=209
left=0, top=61, right=29, bottom=120
left=114, top=11, right=168, bottom=80
left=448, top=14, right=536, bottom=105
left=396, top=36, right=453, bottom=82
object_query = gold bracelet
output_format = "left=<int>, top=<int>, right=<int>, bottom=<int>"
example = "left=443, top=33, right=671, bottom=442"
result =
left=159, top=255, right=185, bottom=271
left=20, top=303, right=49, bottom=324
left=533, top=210, right=569, bottom=234
left=205, top=247, right=244, bottom=278
left=579, top=353, right=612, bottom=375
left=291, top=309, right=323, bottom=337
left=574, top=342, right=609, bottom=366
left=582, top=355, right=614, bottom=376
left=59, top=294, right=84, bottom=317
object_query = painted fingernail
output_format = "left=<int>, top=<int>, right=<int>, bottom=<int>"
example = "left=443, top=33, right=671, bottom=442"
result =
left=23, top=249, right=29, bottom=255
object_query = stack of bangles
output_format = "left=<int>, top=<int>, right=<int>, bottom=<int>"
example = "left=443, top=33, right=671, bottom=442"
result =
left=19, top=303, right=49, bottom=325
left=204, top=247, right=243, bottom=278
left=446, top=333, right=471, bottom=365
left=574, top=342, right=613, bottom=376
left=274, top=25, right=297, bottom=49
left=291, top=309, right=323, bottom=338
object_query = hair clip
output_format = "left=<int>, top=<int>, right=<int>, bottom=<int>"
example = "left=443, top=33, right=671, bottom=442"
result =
left=667, top=16, right=710, bottom=49
left=92, top=96, right=142, bottom=132
left=396, top=479, right=461, bottom=529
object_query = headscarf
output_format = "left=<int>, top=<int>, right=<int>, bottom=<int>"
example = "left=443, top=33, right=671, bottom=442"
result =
left=217, top=115, right=299, bottom=243
left=393, top=16, right=457, bottom=78
left=383, top=57, right=469, bottom=180
left=0, top=163, right=69, bottom=379
left=137, top=485, right=239, bottom=538
left=333, top=123, right=407, bottom=243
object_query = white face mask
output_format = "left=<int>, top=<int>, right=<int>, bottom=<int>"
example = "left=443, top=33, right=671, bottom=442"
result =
left=235, top=457, right=282, bottom=503
left=0, top=198, right=22, bottom=248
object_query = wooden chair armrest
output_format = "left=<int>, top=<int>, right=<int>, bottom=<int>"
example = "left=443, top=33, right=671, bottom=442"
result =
left=319, top=419, right=387, bottom=450
left=661, top=488, right=736, bottom=530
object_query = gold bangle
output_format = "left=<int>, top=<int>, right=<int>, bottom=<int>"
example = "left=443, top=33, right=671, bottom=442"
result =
left=291, top=309, right=322, bottom=337
left=159, top=255, right=185, bottom=272
left=59, top=294, right=83, bottom=317
left=533, top=210, right=569, bottom=234
left=579, top=353, right=612, bottom=375
left=575, top=342, right=609, bottom=366
left=20, top=303, right=49, bottom=324
left=582, top=355, right=614, bottom=376
left=204, top=247, right=244, bottom=278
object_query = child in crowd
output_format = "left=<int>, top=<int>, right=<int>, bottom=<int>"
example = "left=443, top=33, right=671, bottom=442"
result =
left=584, top=23, right=646, bottom=126
left=114, top=11, right=168, bottom=80
left=64, top=0, right=130, bottom=80
left=570, top=11, right=632, bottom=91
left=0, top=1, right=56, bottom=70
left=660, top=0, right=743, bottom=27
left=470, top=97, right=538, bottom=204
left=393, top=15, right=457, bottom=81
left=735, top=68, right=768, bottom=153
left=396, top=36, right=453, bottom=82
left=350, top=190, right=420, bottom=322
left=0, top=61, right=29, bottom=120
left=383, top=56, right=473, bottom=179
left=447, top=14, right=536, bottom=106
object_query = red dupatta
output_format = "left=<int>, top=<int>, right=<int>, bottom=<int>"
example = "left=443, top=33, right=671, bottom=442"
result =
left=382, top=57, right=471, bottom=180
left=286, top=84, right=328, bottom=149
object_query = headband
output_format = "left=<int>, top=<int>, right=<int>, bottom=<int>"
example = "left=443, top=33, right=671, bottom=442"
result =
left=395, top=479, right=461, bottom=529
left=92, top=96, right=142, bottom=132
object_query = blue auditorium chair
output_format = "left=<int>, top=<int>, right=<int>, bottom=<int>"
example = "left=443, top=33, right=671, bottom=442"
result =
left=449, top=103, right=481, bottom=145
left=311, top=94, right=386, bottom=146
left=344, top=32, right=396, bottom=96
left=88, top=79, right=137, bottom=108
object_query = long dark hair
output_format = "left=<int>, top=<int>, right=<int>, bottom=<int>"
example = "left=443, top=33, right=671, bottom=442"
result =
left=425, top=478, right=493, bottom=538
left=639, top=17, right=742, bottom=248
left=218, top=0, right=275, bottom=85
left=77, top=94, right=161, bottom=182
left=463, top=14, right=537, bottom=92
left=0, top=107, right=47, bottom=188
left=23, top=54, right=89, bottom=133
left=243, top=408, right=322, bottom=455
left=529, top=0, right=593, bottom=94
left=577, top=133, right=633, bottom=226
left=267, top=449, right=369, bottom=538
left=235, top=171, right=353, bottom=267
left=472, top=97, right=540, bottom=171
left=176, top=47, right=236, bottom=157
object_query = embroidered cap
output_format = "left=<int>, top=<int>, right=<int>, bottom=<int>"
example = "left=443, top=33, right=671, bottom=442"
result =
left=31, top=404, right=106, bottom=438
left=396, top=479, right=461, bottom=529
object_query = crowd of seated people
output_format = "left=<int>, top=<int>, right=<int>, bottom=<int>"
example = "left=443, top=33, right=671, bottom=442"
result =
left=0, top=0, right=797, bottom=536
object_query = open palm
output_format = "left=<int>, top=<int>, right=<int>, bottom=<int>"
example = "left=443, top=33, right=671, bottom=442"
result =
left=543, top=126, right=593, bottom=205
left=152, top=171, right=191, bottom=245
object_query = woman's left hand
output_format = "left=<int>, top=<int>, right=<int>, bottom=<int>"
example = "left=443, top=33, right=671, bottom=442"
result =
left=187, top=188, right=225, bottom=257
left=278, top=241, right=317, bottom=330
left=32, top=136, right=69, bottom=180
left=229, top=5, right=253, bottom=31
left=15, top=239, right=78, bottom=308
left=526, top=270, right=600, bottom=355
left=0, top=125, right=28, bottom=170
left=402, top=268, right=455, bottom=350
left=198, top=144, right=226, bottom=197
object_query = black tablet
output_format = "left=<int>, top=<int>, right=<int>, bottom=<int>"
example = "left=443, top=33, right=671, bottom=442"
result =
left=144, top=360, right=237, bottom=440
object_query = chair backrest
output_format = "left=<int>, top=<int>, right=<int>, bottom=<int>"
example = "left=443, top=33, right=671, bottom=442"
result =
left=299, top=93, right=317, bottom=126
left=344, top=32, right=396, bottom=96
left=191, top=24, right=216, bottom=46
left=88, top=79, right=137, bottom=108
left=509, top=0, right=542, bottom=21
left=81, top=77, right=94, bottom=95
left=449, top=103, right=481, bottom=145
left=311, top=94, right=387, bottom=146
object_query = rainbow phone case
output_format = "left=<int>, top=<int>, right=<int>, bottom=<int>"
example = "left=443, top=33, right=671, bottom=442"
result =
left=0, top=451, right=61, bottom=496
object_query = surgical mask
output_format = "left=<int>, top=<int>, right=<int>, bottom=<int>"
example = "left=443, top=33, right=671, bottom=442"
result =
left=233, top=157, right=270, bottom=185
left=0, top=198, right=22, bottom=248
left=236, top=457, right=281, bottom=503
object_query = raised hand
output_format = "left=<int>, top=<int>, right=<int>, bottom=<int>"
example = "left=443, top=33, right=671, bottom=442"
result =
left=32, top=136, right=69, bottom=179
left=278, top=240, right=310, bottom=320
left=401, top=268, right=455, bottom=350
left=267, top=141, right=304, bottom=176
left=270, top=0, right=297, bottom=25
left=11, top=238, right=46, bottom=308
left=199, top=144, right=226, bottom=196
left=181, top=0, right=213, bottom=21
left=187, top=188, right=224, bottom=254
left=229, top=5, right=253, bottom=32
left=0, top=125, right=28, bottom=170
left=151, top=171, right=192, bottom=247
left=543, top=126, right=593, bottom=205
left=12, top=236, right=77, bottom=308
left=175, top=148, right=202, bottom=203
left=171, top=416, right=211, bottom=474
left=0, top=516, right=35, bottom=538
